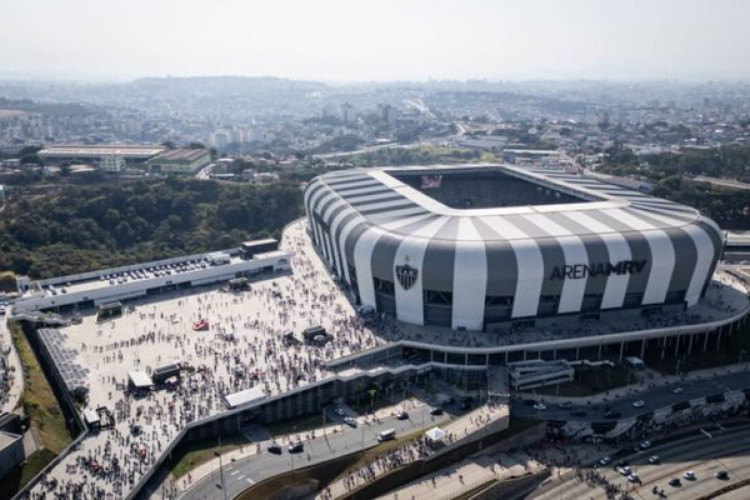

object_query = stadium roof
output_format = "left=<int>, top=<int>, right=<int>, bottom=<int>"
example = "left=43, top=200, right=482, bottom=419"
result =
left=305, top=164, right=716, bottom=243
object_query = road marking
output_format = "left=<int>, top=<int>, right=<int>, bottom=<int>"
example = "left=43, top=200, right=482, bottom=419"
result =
left=230, top=470, right=240, bottom=476
left=237, top=475, right=245, bottom=481
left=246, top=478, right=255, bottom=484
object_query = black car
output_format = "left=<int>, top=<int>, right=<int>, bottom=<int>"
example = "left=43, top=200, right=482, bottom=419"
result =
left=430, top=408, right=444, bottom=416
left=571, top=409, right=587, bottom=417
left=604, top=410, right=621, bottom=419
left=396, top=411, right=409, bottom=420
left=668, top=478, right=681, bottom=487
left=267, top=444, right=282, bottom=455
left=715, top=470, right=729, bottom=480
left=288, top=442, right=304, bottom=454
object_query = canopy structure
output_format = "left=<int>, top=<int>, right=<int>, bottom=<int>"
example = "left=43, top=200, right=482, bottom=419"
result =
left=425, top=427, right=446, bottom=442
left=128, top=371, right=154, bottom=390
left=225, top=386, right=267, bottom=409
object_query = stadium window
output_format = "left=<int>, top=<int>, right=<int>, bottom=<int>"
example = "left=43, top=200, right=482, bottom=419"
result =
left=373, top=277, right=395, bottom=295
left=624, top=292, right=643, bottom=307
left=664, top=290, right=686, bottom=304
left=424, top=290, right=453, bottom=306
left=485, top=295, right=514, bottom=306
left=540, top=295, right=560, bottom=303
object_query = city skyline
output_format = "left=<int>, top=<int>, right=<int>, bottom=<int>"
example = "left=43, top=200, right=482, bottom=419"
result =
left=2, top=0, right=750, bottom=82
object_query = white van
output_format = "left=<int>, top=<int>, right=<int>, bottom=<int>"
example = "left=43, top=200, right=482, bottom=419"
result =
left=377, top=429, right=396, bottom=442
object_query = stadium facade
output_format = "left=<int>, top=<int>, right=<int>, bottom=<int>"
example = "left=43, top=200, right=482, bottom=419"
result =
left=304, top=165, right=723, bottom=330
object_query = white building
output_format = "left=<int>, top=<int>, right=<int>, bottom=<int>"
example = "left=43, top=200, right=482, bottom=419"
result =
left=99, top=155, right=125, bottom=172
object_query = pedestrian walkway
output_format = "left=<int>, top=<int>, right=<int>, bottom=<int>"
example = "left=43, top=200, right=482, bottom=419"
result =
left=0, top=314, right=24, bottom=414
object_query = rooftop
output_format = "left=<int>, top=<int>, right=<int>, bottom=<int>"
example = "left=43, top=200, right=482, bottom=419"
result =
left=149, top=148, right=211, bottom=162
left=38, top=144, right=166, bottom=158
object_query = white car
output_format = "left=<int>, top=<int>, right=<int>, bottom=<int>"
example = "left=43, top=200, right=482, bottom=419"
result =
left=343, top=417, right=357, bottom=427
left=684, top=470, right=696, bottom=480
left=673, top=387, right=683, bottom=394
left=334, top=407, right=345, bottom=416
left=619, top=466, right=632, bottom=476
left=598, top=456, right=612, bottom=466
left=639, top=440, right=652, bottom=449
left=632, top=400, right=645, bottom=408
left=648, top=455, right=660, bottom=464
left=533, top=402, right=547, bottom=411
left=628, top=473, right=640, bottom=483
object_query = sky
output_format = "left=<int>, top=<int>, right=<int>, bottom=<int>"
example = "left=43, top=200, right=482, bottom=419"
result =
left=1, top=0, right=749, bottom=82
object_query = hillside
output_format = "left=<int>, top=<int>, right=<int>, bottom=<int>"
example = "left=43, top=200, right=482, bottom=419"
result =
left=0, top=178, right=303, bottom=279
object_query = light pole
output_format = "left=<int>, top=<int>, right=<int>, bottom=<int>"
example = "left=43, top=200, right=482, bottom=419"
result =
left=214, top=451, right=227, bottom=500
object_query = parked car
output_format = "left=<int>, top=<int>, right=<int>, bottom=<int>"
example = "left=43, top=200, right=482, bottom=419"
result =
left=267, top=443, right=282, bottom=455
left=288, top=442, right=304, bottom=454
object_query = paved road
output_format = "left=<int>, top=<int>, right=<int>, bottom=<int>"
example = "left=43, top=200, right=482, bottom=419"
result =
left=180, top=404, right=448, bottom=500
left=511, top=370, right=750, bottom=422
left=530, top=423, right=750, bottom=500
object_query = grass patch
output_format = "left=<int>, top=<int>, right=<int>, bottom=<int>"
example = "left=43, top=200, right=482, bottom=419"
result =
left=0, top=448, right=57, bottom=500
left=170, top=433, right=253, bottom=479
left=238, top=452, right=363, bottom=500
left=454, top=479, right=498, bottom=500
left=8, top=320, right=71, bottom=454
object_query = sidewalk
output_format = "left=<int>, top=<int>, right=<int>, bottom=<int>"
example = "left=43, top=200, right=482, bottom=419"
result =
left=516, top=362, right=750, bottom=405
left=1, top=314, right=24, bottom=414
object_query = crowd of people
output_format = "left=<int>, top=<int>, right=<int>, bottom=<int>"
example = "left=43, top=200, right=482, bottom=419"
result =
left=27, top=220, right=388, bottom=499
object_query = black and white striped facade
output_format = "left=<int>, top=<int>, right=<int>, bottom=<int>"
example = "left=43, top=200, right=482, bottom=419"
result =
left=304, top=165, right=723, bottom=330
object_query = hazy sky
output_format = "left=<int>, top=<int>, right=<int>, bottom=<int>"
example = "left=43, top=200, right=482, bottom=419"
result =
left=1, top=0, right=749, bottom=82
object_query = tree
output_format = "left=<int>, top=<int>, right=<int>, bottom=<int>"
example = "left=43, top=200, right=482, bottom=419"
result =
left=0, top=271, right=17, bottom=292
left=187, top=142, right=206, bottom=150
left=161, top=140, right=176, bottom=150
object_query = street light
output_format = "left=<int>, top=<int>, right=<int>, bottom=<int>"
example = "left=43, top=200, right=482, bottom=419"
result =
left=214, top=451, right=227, bottom=500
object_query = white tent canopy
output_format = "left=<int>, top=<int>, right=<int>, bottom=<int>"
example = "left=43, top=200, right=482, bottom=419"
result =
left=425, top=427, right=446, bottom=442
left=128, top=371, right=154, bottom=389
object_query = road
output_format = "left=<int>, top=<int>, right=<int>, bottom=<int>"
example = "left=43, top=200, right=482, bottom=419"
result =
left=511, top=369, right=750, bottom=423
left=531, top=422, right=750, bottom=500
left=180, top=404, right=448, bottom=500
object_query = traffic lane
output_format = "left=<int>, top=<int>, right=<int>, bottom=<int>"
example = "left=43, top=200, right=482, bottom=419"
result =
left=181, top=405, right=447, bottom=499
left=585, top=430, right=750, bottom=500
left=717, top=481, right=750, bottom=499
left=511, top=370, right=750, bottom=421
left=531, top=426, right=750, bottom=500
left=665, top=455, right=750, bottom=500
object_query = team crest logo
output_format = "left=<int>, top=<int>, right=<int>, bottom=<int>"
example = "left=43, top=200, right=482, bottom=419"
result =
left=396, top=257, right=418, bottom=290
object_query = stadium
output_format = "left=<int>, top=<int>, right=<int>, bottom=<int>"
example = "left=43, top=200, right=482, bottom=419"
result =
left=304, top=165, right=724, bottom=331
